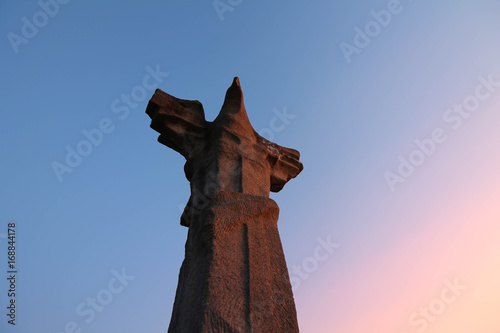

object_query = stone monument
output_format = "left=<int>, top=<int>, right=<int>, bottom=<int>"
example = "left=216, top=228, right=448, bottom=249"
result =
left=146, top=77, right=303, bottom=332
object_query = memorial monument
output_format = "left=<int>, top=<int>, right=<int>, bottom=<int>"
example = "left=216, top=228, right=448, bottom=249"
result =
left=146, top=77, right=303, bottom=332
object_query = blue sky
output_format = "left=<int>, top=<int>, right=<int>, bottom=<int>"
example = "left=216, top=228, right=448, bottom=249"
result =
left=2, top=1, right=500, bottom=332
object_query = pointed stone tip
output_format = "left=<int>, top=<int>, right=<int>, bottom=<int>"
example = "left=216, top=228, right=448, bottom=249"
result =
left=214, top=76, right=252, bottom=129
left=227, top=77, right=243, bottom=98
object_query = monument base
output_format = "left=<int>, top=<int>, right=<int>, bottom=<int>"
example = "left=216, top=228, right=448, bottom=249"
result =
left=168, top=191, right=299, bottom=333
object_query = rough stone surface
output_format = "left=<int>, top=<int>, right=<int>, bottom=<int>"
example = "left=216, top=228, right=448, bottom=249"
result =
left=146, top=77, right=303, bottom=332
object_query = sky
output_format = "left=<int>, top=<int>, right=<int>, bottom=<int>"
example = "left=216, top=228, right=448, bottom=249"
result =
left=1, top=0, right=500, bottom=332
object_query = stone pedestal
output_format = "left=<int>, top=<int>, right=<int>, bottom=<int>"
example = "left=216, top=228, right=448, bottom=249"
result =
left=169, top=192, right=299, bottom=332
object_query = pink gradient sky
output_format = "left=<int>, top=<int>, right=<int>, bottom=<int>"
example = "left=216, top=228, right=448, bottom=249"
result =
left=295, top=98, right=500, bottom=332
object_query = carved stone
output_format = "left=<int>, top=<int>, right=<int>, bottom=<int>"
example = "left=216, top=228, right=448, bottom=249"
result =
left=146, top=77, right=303, bottom=332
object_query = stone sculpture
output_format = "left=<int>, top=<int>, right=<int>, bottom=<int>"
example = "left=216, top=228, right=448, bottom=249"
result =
left=146, top=77, right=303, bottom=332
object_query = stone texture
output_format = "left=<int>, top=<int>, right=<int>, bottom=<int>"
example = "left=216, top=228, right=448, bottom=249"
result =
left=146, top=77, right=303, bottom=332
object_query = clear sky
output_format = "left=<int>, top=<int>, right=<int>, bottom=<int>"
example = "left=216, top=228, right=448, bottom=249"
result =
left=1, top=1, right=500, bottom=332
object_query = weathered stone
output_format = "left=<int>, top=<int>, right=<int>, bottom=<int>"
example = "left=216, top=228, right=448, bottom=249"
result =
left=146, top=77, right=303, bottom=332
